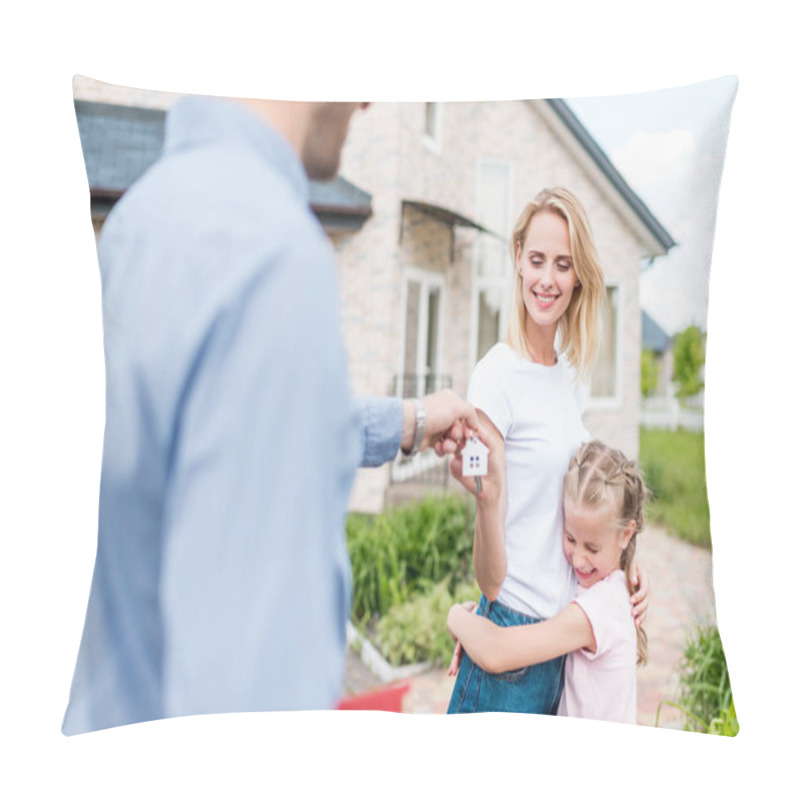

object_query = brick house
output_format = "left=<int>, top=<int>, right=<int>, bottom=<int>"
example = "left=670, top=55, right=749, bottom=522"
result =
left=72, top=78, right=674, bottom=513
left=336, top=101, right=674, bottom=511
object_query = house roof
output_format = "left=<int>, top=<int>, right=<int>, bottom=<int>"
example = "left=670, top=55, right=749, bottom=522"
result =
left=401, top=200, right=501, bottom=238
left=540, top=99, right=676, bottom=257
left=74, top=98, right=672, bottom=249
left=309, top=175, right=372, bottom=231
left=642, top=310, right=671, bottom=353
left=75, top=101, right=165, bottom=195
left=73, top=100, right=372, bottom=229
left=399, top=99, right=674, bottom=260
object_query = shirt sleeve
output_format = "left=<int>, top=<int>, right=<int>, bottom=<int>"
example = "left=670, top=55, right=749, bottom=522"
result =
left=467, top=349, right=513, bottom=437
left=354, top=395, right=403, bottom=467
left=572, top=577, right=628, bottom=660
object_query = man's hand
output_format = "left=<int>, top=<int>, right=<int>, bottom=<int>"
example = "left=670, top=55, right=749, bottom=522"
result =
left=401, top=389, right=483, bottom=456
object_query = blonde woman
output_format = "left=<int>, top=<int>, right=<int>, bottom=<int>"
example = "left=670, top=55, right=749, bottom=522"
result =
left=447, top=187, right=647, bottom=714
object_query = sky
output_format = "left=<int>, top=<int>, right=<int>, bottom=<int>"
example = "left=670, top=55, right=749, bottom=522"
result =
left=569, top=76, right=738, bottom=336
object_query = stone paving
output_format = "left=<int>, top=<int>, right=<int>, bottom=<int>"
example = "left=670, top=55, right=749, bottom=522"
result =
left=343, top=524, right=717, bottom=728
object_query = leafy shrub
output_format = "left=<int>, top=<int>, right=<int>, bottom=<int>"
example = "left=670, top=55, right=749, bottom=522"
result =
left=672, top=324, right=705, bottom=399
left=641, top=348, right=659, bottom=397
left=346, top=495, right=475, bottom=625
left=376, top=580, right=479, bottom=666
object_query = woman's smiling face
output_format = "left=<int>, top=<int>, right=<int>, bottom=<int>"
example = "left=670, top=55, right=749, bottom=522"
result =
left=516, top=210, right=580, bottom=336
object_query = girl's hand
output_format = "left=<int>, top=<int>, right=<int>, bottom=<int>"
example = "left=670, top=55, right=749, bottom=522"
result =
left=447, top=601, right=478, bottom=642
left=446, top=602, right=478, bottom=677
left=447, top=641, right=463, bottom=677
left=629, top=563, right=649, bottom=628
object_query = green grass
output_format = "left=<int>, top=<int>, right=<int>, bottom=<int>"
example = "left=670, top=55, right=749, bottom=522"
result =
left=656, top=623, right=738, bottom=736
left=639, top=427, right=711, bottom=548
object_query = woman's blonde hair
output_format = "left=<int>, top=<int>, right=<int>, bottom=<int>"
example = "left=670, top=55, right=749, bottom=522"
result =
left=506, top=187, right=605, bottom=377
left=563, top=440, right=649, bottom=667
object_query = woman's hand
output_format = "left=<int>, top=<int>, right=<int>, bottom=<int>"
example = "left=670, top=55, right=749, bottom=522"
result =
left=449, top=410, right=503, bottom=500
left=450, top=411, right=508, bottom=599
left=629, top=562, right=649, bottom=628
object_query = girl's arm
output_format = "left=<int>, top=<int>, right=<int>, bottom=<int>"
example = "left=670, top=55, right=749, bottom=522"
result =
left=447, top=602, right=595, bottom=674
left=450, top=410, right=507, bottom=600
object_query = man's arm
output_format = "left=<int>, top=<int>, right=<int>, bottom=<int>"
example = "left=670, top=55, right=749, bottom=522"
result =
left=356, top=389, right=481, bottom=468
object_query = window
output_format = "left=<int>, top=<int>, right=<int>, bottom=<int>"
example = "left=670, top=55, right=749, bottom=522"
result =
left=423, top=103, right=442, bottom=151
left=401, top=269, right=445, bottom=397
left=472, top=162, right=512, bottom=363
left=589, top=284, right=622, bottom=403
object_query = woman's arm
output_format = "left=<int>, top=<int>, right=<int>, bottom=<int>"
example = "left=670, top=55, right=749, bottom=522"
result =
left=450, top=409, right=507, bottom=600
left=447, top=602, right=595, bottom=674
left=472, top=426, right=507, bottom=599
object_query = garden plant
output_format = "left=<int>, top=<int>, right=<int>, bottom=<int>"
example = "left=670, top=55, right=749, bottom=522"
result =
left=656, top=623, right=738, bottom=736
left=346, top=494, right=477, bottom=666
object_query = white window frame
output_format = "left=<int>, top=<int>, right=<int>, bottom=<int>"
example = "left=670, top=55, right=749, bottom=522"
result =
left=470, top=160, right=513, bottom=367
left=398, top=266, right=446, bottom=398
left=470, top=273, right=513, bottom=368
left=585, top=281, right=624, bottom=409
left=423, top=102, right=443, bottom=153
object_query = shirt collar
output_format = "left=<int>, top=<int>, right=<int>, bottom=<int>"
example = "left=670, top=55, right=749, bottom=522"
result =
left=163, top=95, right=309, bottom=203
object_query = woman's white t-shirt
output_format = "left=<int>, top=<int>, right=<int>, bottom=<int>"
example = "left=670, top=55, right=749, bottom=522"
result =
left=468, top=342, right=589, bottom=620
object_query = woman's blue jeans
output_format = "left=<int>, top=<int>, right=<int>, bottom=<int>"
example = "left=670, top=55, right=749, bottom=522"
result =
left=447, top=595, right=565, bottom=714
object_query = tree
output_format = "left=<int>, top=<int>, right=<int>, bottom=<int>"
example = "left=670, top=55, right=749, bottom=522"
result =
left=641, top=348, right=659, bottom=397
left=672, top=325, right=705, bottom=399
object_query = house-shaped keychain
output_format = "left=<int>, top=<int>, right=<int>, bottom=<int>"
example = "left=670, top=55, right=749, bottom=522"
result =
left=461, top=436, right=489, bottom=478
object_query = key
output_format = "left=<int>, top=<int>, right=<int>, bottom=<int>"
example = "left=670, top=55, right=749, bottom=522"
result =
left=461, top=436, right=488, bottom=495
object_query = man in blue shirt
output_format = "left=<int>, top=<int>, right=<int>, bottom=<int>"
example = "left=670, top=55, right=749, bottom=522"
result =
left=62, top=96, right=479, bottom=734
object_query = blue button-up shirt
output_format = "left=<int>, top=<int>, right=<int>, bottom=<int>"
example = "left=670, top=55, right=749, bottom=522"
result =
left=62, top=97, right=403, bottom=735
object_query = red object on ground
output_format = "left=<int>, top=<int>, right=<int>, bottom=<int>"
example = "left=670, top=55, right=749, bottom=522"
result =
left=336, top=681, right=410, bottom=712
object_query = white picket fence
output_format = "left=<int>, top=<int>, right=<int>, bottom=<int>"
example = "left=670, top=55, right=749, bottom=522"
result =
left=391, top=449, right=441, bottom=482
left=641, top=394, right=704, bottom=432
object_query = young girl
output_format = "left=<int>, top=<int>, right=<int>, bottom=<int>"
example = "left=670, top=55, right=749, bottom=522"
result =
left=448, top=440, right=648, bottom=724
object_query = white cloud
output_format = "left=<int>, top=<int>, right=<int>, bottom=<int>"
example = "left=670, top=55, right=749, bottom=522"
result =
left=607, top=129, right=721, bottom=334
left=610, top=129, right=698, bottom=220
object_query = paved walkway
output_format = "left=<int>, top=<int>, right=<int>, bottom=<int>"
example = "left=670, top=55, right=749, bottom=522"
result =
left=343, top=524, right=717, bottom=727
